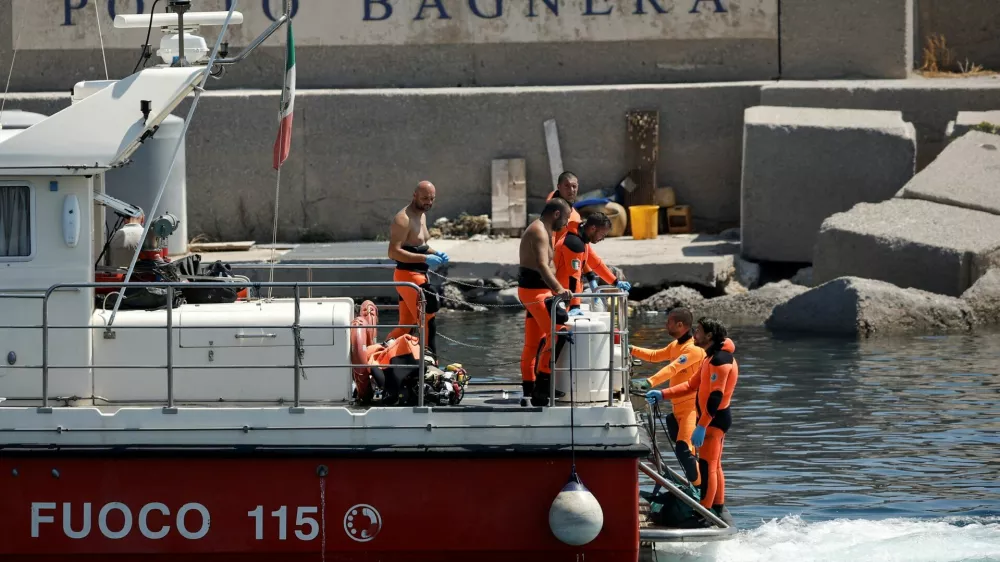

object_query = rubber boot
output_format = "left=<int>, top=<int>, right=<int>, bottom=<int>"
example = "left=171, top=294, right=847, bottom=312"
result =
left=712, top=504, right=734, bottom=526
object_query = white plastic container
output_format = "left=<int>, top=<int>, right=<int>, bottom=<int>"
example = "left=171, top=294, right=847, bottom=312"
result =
left=554, top=314, right=612, bottom=403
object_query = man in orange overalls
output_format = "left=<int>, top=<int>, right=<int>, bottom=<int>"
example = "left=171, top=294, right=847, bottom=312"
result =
left=517, top=197, right=572, bottom=406
left=553, top=212, right=631, bottom=313
left=646, top=317, right=738, bottom=525
left=387, top=181, right=448, bottom=362
left=547, top=172, right=582, bottom=247
left=628, top=307, right=706, bottom=485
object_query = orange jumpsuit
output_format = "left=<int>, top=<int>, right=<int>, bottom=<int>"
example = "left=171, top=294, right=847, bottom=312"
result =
left=517, top=267, right=568, bottom=406
left=661, top=338, right=738, bottom=510
left=388, top=244, right=438, bottom=355
left=631, top=333, right=706, bottom=484
left=368, top=334, right=422, bottom=406
left=553, top=224, right=619, bottom=310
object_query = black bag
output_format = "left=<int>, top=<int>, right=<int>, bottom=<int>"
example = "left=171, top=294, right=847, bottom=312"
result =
left=183, top=260, right=242, bottom=304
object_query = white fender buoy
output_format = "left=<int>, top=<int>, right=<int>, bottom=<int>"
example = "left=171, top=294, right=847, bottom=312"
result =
left=549, top=473, right=604, bottom=546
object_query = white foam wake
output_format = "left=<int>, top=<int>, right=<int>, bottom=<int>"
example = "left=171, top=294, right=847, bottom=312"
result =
left=654, top=516, right=1000, bottom=562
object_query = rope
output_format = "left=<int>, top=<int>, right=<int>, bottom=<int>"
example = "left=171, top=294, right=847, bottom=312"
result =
left=428, top=270, right=518, bottom=290
left=94, top=0, right=109, bottom=80
left=0, top=26, right=22, bottom=126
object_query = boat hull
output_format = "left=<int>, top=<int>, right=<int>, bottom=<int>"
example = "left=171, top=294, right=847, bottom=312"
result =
left=0, top=453, right=640, bottom=561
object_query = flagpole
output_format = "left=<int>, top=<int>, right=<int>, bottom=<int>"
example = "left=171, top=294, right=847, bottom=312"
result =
left=267, top=1, right=292, bottom=301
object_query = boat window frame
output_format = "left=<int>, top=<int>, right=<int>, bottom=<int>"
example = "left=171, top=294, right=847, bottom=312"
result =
left=0, top=180, right=37, bottom=263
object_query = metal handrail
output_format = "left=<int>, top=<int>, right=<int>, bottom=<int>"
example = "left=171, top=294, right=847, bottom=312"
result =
left=639, top=461, right=729, bottom=529
left=547, top=289, right=629, bottom=408
left=37, top=281, right=427, bottom=410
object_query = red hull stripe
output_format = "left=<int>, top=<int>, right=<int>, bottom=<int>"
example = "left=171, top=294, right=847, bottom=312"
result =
left=0, top=457, right=640, bottom=561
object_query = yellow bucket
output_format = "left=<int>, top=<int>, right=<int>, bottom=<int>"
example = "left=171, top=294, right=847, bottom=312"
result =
left=628, top=205, right=660, bottom=240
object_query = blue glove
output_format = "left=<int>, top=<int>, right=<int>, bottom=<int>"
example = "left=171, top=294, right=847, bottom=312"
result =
left=588, top=278, right=599, bottom=292
left=568, top=308, right=586, bottom=317
left=645, top=390, right=662, bottom=406
left=435, top=251, right=449, bottom=264
left=691, top=425, right=706, bottom=447
left=616, top=280, right=632, bottom=292
left=425, top=254, right=445, bottom=270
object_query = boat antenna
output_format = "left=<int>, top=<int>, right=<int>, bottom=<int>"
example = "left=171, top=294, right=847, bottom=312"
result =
left=107, top=0, right=241, bottom=328
left=0, top=26, right=22, bottom=128
left=93, top=0, right=109, bottom=80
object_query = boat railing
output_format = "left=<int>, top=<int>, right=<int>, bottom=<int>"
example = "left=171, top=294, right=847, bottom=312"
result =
left=0, top=280, right=429, bottom=411
left=548, top=288, right=631, bottom=408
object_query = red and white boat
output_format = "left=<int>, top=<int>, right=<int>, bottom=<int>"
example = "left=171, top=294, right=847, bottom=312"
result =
left=0, top=3, right=734, bottom=560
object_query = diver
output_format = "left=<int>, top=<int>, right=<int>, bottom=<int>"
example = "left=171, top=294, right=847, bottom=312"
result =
left=646, top=317, right=738, bottom=526
left=386, top=181, right=448, bottom=363
left=518, top=197, right=572, bottom=406
left=553, top=211, right=631, bottom=314
left=629, top=307, right=705, bottom=485
left=368, top=335, right=422, bottom=406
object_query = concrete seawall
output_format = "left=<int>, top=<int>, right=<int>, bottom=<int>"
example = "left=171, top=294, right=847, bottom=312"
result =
left=2, top=82, right=764, bottom=241
left=5, top=77, right=1000, bottom=243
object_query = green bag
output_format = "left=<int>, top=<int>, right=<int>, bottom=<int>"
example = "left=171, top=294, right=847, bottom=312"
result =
left=640, top=468, right=704, bottom=528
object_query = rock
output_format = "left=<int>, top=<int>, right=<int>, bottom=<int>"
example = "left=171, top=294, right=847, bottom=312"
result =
left=700, top=281, right=808, bottom=326
left=434, top=217, right=451, bottom=227
left=740, top=106, right=916, bottom=263
left=723, top=280, right=749, bottom=296
left=961, top=269, right=1000, bottom=326
left=896, top=131, right=1000, bottom=216
left=719, top=227, right=740, bottom=242
left=946, top=111, right=1000, bottom=139
left=441, top=283, right=487, bottom=312
left=790, top=266, right=814, bottom=287
left=636, top=286, right=706, bottom=313
left=766, top=277, right=976, bottom=337
left=735, top=257, right=761, bottom=289
left=813, top=198, right=1000, bottom=297
left=467, top=286, right=520, bottom=307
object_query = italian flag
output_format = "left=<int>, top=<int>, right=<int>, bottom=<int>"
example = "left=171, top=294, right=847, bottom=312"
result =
left=272, top=20, right=295, bottom=170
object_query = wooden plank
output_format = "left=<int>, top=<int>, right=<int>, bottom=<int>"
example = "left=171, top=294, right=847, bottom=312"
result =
left=491, top=159, right=511, bottom=229
left=624, top=110, right=659, bottom=233
left=508, top=158, right=527, bottom=229
left=188, top=241, right=257, bottom=252
left=543, top=119, right=563, bottom=192
left=491, top=158, right=528, bottom=233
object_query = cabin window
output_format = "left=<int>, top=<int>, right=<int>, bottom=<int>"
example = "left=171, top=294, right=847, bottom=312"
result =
left=0, top=185, right=32, bottom=259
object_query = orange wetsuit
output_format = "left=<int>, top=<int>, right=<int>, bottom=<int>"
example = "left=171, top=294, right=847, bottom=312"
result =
left=517, top=266, right=568, bottom=406
left=631, top=332, right=706, bottom=484
left=554, top=224, right=620, bottom=310
left=661, top=338, right=738, bottom=511
left=387, top=244, right=438, bottom=356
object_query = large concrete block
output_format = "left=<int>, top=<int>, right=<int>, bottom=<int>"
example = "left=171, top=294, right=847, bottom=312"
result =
left=813, top=198, right=1000, bottom=296
left=761, top=78, right=1000, bottom=170
left=740, top=106, right=916, bottom=263
left=946, top=111, right=1000, bottom=139
left=780, top=0, right=914, bottom=79
left=897, top=130, right=1000, bottom=215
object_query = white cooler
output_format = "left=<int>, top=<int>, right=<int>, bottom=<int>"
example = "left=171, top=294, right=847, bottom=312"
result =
left=554, top=313, right=613, bottom=403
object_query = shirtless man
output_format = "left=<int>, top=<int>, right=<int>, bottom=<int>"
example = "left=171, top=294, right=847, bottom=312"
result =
left=386, top=181, right=448, bottom=361
left=517, top=197, right=573, bottom=406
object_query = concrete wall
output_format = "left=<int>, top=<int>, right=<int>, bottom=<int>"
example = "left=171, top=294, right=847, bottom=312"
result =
left=780, top=0, right=915, bottom=79
left=760, top=78, right=1000, bottom=170
left=1, top=83, right=762, bottom=242
left=917, top=0, right=1000, bottom=72
left=0, top=0, right=780, bottom=91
